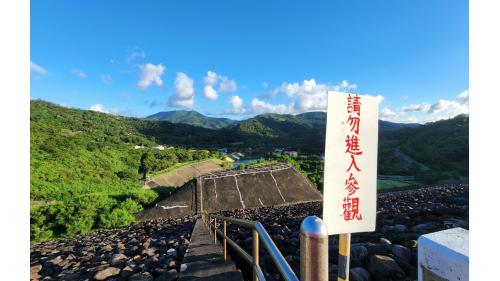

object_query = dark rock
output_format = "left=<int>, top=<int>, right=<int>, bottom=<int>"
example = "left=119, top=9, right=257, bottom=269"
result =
left=393, top=224, right=407, bottom=233
left=350, top=244, right=369, bottom=267
left=411, top=224, right=428, bottom=234
left=350, top=267, right=371, bottom=281
left=166, top=248, right=177, bottom=258
left=120, top=266, right=135, bottom=279
left=368, top=255, right=405, bottom=280
left=129, top=272, right=154, bottom=281
left=392, top=244, right=412, bottom=264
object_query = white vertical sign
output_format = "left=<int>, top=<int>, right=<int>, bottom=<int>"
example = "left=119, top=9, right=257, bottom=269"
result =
left=323, top=91, right=380, bottom=235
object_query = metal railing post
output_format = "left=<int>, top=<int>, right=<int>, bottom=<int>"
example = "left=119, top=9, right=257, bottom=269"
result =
left=223, top=220, right=227, bottom=261
left=252, top=229, right=260, bottom=281
left=214, top=218, right=217, bottom=244
left=300, top=216, right=328, bottom=281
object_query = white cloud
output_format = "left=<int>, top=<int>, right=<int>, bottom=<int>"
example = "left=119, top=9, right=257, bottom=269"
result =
left=251, top=98, right=295, bottom=115
left=204, top=71, right=218, bottom=86
left=340, top=80, right=358, bottom=90
left=204, top=86, right=218, bottom=100
left=89, top=104, right=107, bottom=113
left=227, top=95, right=245, bottom=114
left=428, top=99, right=467, bottom=115
left=379, top=89, right=469, bottom=123
left=401, top=103, right=431, bottom=112
left=137, top=63, right=165, bottom=90
left=457, top=90, right=469, bottom=104
left=88, top=104, right=131, bottom=116
left=380, top=107, right=399, bottom=118
left=101, top=74, right=112, bottom=84
left=71, top=69, right=87, bottom=78
left=202, top=71, right=237, bottom=100
left=219, top=77, right=237, bottom=92
left=275, top=79, right=358, bottom=112
left=169, top=72, right=195, bottom=108
left=126, top=48, right=145, bottom=63
left=30, top=61, right=46, bottom=75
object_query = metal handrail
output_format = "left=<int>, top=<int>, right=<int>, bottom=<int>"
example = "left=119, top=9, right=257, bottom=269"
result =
left=203, top=214, right=299, bottom=281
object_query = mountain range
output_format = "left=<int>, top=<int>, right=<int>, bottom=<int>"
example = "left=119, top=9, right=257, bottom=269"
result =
left=146, top=110, right=238, bottom=129
left=147, top=110, right=421, bottom=132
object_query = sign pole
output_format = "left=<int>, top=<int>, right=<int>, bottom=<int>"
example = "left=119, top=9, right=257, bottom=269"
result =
left=338, top=233, right=351, bottom=281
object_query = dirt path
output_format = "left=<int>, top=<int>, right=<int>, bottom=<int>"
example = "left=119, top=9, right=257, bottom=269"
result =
left=394, top=146, right=430, bottom=171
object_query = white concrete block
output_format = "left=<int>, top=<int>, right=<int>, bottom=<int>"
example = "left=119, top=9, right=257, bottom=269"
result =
left=418, top=227, right=469, bottom=281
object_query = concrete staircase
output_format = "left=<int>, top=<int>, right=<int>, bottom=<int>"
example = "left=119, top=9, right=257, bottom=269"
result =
left=179, top=219, right=243, bottom=281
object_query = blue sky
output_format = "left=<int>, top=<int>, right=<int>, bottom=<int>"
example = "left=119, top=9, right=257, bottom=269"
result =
left=30, top=0, right=468, bottom=123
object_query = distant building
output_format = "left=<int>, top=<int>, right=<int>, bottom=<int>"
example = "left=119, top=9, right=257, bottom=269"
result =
left=284, top=150, right=298, bottom=158
left=218, top=148, right=228, bottom=154
left=134, top=145, right=145, bottom=149
left=229, top=153, right=241, bottom=161
left=155, top=145, right=165, bottom=150
left=274, top=148, right=284, bottom=154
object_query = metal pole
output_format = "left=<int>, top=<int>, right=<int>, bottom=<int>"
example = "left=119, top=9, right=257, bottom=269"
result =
left=252, top=229, right=260, bottom=281
left=300, top=216, right=328, bottom=281
left=214, top=218, right=217, bottom=244
left=223, top=221, right=227, bottom=261
left=338, top=233, right=351, bottom=281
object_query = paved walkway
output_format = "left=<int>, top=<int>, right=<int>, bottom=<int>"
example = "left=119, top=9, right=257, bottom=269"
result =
left=179, top=219, right=243, bottom=281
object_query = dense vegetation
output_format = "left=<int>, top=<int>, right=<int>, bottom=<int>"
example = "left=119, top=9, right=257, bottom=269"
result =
left=378, top=114, right=469, bottom=183
left=31, top=101, right=468, bottom=242
left=146, top=110, right=238, bottom=129
left=266, top=153, right=325, bottom=192
left=30, top=101, right=217, bottom=242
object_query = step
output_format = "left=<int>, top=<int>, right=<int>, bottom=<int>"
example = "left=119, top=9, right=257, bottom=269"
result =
left=179, top=219, right=244, bottom=281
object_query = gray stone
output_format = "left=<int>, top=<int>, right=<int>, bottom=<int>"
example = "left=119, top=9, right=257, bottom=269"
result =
left=166, top=248, right=177, bottom=258
left=142, top=248, right=156, bottom=256
left=94, top=267, right=120, bottom=280
left=109, top=253, right=127, bottom=266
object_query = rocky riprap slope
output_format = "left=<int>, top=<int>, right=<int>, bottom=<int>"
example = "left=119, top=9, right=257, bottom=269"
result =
left=216, top=184, right=469, bottom=281
left=30, top=217, right=196, bottom=281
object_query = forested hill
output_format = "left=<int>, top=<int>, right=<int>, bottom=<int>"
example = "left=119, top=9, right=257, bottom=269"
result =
left=378, top=114, right=469, bottom=181
left=30, top=100, right=223, bottom=242
left=146, top=110, right=238, bottom=129
left=30, top=100, right=468, bottom=242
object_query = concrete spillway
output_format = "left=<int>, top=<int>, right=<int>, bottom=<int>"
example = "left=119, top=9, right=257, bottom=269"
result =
left=136, top=163, right=323, bottom=221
